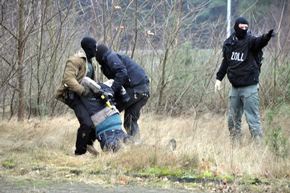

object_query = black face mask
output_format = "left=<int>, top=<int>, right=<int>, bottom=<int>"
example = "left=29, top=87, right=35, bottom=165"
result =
left=81, top=37, right=97, bottom=60
left=234, top=17, right=249, bottom=40
left=95, top=44, right=109, bottom=65
left=235, top=27, right=248, bottom=39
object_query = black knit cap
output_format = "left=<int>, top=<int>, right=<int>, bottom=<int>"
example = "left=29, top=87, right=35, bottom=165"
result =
left=95, top=44, right=109, bottom=64
left=234, top=17, right=249, bottom=39
left=81, top=37, right=97, bottom=60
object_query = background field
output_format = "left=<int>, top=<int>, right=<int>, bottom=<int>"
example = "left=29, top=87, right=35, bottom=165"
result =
left=1, top=108, right=289, bottom=192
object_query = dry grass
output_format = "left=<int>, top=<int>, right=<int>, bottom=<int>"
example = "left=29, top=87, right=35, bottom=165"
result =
left=0, top=111, right=289, bottom=191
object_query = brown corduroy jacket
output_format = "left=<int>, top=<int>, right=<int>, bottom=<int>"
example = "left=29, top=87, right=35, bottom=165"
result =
left=55, top=50, right=97, bottom=103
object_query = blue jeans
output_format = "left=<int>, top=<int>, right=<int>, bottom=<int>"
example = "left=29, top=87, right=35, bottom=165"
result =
left=98, top=129, right=133, bottom=152
left=228, top=84, right=263, bottom=138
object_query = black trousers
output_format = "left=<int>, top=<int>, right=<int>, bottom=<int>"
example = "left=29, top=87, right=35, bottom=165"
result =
left=115, top=87, right=149, bottom=139
left=66, top=94, right=96, bottom=155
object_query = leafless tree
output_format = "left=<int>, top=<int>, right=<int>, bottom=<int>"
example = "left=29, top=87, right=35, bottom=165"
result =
left=0, top=0, right=86, bottom=120
left=0, top=0, right=289, bottom=120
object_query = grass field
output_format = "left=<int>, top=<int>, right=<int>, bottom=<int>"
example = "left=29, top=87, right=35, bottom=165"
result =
left=0, top=111, right=289, bottom=192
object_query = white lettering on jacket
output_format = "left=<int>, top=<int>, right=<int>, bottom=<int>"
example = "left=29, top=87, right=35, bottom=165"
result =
left=231, top=52, right=244, bottom=62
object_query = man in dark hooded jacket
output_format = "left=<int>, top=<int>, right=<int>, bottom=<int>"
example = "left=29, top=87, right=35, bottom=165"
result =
left=215, top=17, right=275, bottom=144
left=95, top=44, right=150, bottom=140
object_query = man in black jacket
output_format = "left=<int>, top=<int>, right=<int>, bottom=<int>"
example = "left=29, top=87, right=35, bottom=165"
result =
left=215, top=17, right=275, bottom=143
left=95, top=44, right=150, bottom=141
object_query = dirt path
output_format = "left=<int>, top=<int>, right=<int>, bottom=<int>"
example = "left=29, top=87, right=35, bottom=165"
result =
left=0, top=178, right=206, bottom=193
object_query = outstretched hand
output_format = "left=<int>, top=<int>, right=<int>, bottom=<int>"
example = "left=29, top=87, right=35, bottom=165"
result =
left=267, top=29, right=276, bottom=38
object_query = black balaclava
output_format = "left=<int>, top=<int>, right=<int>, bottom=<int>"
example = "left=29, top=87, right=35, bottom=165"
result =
left=95, top=44, right=109, bottom=64
left=234, top=17, right=249, bottom=39
left=81, top=37, right=97, bottom=60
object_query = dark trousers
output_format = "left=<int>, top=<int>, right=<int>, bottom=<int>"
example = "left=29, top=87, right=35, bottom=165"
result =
left=66, top=94, right=95, bottom=155
left=115, top=87, right=149, bottom=139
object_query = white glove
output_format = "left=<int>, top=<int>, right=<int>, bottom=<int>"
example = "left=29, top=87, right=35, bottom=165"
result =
left=215, top=80, right=221, bottom=93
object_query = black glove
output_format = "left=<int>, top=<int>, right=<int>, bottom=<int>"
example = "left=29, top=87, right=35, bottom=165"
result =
left=267, top=29, right=275, bottom=38
left=119, top=87, right=131, bottom=102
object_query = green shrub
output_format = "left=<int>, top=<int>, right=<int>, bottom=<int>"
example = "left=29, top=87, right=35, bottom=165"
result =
left=265, top=110, right=289, bottom=158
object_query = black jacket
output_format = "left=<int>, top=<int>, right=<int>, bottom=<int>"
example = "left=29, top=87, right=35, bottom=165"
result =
left=216, top=31, right=271, bottom=87
left=99, top=51, right=149, bottom=93
left=80, top=83, right=115, bottom=115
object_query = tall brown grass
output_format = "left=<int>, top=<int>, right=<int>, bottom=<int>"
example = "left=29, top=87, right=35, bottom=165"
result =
left=0, top=111, right=289, bottom=181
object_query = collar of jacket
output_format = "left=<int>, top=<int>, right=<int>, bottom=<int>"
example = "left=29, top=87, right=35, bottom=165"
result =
left=225, top=33, right=250, bottom=46
left=73, top=48, right=87, bottom=59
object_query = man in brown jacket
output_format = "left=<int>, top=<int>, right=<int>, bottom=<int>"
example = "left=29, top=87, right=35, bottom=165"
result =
left=55, top=37, right=99, bottom=156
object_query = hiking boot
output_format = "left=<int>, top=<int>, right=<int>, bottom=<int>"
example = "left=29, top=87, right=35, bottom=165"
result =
left=87, top=145, right=99, bottom=156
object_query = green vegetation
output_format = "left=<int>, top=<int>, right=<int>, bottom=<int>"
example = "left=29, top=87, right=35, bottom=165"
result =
left=265, top=107, right=289, bottom=158
left=2, top=160, right=16, bottom=169
left=137, top=166, right=192, bottom=177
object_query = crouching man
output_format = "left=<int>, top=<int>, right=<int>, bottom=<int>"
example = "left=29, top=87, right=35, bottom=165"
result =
left=80, top=77, right=133, bottom=153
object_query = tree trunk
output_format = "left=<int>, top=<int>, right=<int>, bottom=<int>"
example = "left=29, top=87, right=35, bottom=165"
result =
left=17, top=0, right=25, bottom=121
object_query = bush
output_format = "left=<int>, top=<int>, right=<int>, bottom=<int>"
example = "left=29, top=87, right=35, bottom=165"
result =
left=265, top=110, right=289, bottom=158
